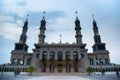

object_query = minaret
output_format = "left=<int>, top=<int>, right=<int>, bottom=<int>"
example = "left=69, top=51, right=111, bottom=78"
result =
left=14, top=15, right=29, bottom=52
left=38, top=11, right=46, bottom=44
left=92, top=15, right=106, bottom=52
left=10, top=15, right=29, bottom=65
left=75, top=11, right=82, bottom=44
left=19, top=15, right=28, bottom=44
left=92, top=15, right=102, bottom=44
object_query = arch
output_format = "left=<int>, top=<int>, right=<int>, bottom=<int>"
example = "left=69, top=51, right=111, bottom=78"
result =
left=73, top=51, right=78, bottom=59
left=105, top=58, right=109, bottom=64
left=42, top=51, right=47, bottom=60
left=89, top=58, right=94, bottom=65
left=26, top=58, right=32, bottom=65
left=65, top=51, right=70, bottom=59
left=58, top=51, right=63, bottom=60
left=50, top=51, right=55, bottom=59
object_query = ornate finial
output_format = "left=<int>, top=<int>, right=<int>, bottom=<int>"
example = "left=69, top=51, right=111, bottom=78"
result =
left=43, top=11, right=46, bottom=14
left=59, top=34, right=62, bottom=44
left=75, top=11, right=78, bottom=17
left=42, top=11, right=46, bottom=20
left=26, top=14, right=29, bottom=21
left=75, top=11, right=79, bottom=20
left=27, top=14, right=29, bottom=17
left=92, top=14, right=96, bottom=22
left=92, top=14, right=94, bottom=19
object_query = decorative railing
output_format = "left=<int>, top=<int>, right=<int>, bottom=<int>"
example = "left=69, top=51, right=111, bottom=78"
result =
left=0, top=65, right=29, bottom=72
left=90, top=65, right=120, bottom=72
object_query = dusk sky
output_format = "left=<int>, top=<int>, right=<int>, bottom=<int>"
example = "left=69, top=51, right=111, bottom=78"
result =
left=0, top=0, right=120, bottom=64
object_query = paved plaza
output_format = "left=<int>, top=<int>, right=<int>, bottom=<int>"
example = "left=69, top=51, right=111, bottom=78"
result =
left=0, top=72, right=120, bottom=80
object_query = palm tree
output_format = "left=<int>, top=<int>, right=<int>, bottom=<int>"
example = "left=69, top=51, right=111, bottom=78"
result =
left=86, top=67, right=93, bottom=75
left=27, top=66, right=35, bottom=75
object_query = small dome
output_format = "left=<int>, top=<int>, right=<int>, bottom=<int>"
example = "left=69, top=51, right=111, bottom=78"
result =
left=51, top=42, right=56, bottom=44
left=65, top=42, right=70, bottom=44
left=72, top=42, right=76, bottom=44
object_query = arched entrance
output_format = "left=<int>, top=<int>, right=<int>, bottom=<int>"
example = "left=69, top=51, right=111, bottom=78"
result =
left=65, top=51, right=71, bottom=72
left=41, top=51, right=47, bottom=72
left=73, top=51, right=79, bottom=72
left=49, top=51, right=55, bottom=72
left=57, top=51, right=63, bottom=72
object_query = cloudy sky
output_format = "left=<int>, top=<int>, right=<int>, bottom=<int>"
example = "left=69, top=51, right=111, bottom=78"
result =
left=0, top=0, right=120, bottom=64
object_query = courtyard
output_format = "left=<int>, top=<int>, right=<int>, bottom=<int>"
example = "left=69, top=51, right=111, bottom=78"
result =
left=0, top=72, right=119, bottom=80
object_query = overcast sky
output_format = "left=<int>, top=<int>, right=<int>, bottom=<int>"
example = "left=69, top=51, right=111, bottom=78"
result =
left=0, top=0, right=120, bottom=64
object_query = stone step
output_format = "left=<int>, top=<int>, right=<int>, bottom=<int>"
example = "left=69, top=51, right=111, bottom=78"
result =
left=32, top=72, right=87, bottom=76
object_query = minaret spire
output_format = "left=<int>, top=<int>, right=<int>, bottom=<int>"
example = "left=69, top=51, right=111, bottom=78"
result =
left=38, top=11, right=46, bottom=44
left=74, top=11, right=82, bottom=44
left=92, top=15, right=101, bottom=43
left=92, top=15, right=106, bottom=52
left=59, top=34, right=62, bottom=44
left=42, top=11, right=46, bottom=20
left=19, top=14, right=29, bottom=44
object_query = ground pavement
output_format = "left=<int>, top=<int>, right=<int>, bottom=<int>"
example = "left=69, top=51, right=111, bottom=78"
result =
left=0, top=72, right=120, bottom=80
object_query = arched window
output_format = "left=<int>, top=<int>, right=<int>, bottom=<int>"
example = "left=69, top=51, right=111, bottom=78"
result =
left=73, top=51, right=78, bottom=59
left=12, top=58, right=16, bottom=64
left=42, top=51, right=47, bottom=60
left=105, top=58, right=109, bottom=64
left=89, top=58, right=94, bottom=65
left=58, top=51, right=63, bottom=60
left=65, top=51, right=70, bottom=59
left=27, top=58, right=32, bottom=65
left=50, top=51, right=55, bottom=59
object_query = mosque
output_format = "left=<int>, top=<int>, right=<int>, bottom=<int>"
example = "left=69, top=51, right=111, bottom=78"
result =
left=10, top=12, right=110, bottom=73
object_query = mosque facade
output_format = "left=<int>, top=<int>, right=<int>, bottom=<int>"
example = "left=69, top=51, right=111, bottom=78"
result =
left=10, top=13, right=110, bottom=73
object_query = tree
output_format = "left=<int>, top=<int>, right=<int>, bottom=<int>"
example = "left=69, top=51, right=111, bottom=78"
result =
left=27, top=66, right=35, bottom=75
left=14, top=68, right=20, bottom=77
left=101, top=68, right=105, bottom=77
left=86, top=67, right=93, bottom=75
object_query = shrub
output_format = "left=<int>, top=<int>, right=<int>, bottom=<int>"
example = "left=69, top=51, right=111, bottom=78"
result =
left=14, top=68, right=20, bottom=77
left=101, top=68, right=105, bottom=77
left=27, top=66, right=35, bottom=75
left=86, top=67, right=93, bottom=75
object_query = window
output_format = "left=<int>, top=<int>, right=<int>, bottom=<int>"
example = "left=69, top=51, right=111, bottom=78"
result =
left=99, top=58, right=103, bottom=65
left=65, top=51, right=70, bottom=59
left=73, top=51, right=78, bottom=59
left=42, top=51, right=47, bottom=59
left=105, top=58, right=109, bottom=64
left=12, top=58, right=16, bottom=64
left=58, top=51, right=63, bottom=60
left=17, top=58, right=22, bottom=65
left=89, top=58, right=94, bottom=65
left=27, top=58, right=32, bottom=65
left=50, top=51, right=55, bottom=59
